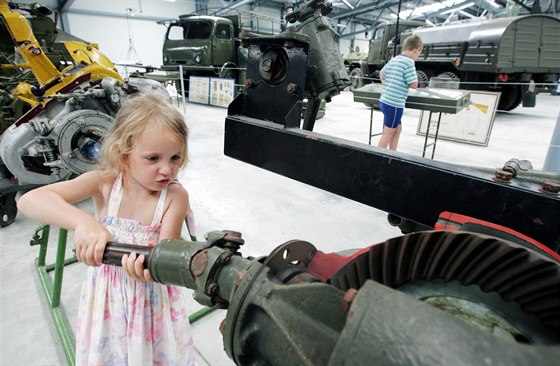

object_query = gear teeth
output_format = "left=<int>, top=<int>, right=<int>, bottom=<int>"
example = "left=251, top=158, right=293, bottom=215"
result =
left=330, top=231, right=560, bottom=339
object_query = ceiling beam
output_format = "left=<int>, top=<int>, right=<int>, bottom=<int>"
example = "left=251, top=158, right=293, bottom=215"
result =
left=213, top=0, right=255, bottom=15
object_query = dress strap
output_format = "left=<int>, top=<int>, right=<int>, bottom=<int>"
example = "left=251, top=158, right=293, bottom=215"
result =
left=151, top=185, right=168, bottom=225
left=106, top=173, right=123, bottom=217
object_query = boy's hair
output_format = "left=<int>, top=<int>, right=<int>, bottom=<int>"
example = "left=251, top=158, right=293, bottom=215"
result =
left=100, top=91, right=189, bottom=173
left=403, top=34, right=423, bottom=51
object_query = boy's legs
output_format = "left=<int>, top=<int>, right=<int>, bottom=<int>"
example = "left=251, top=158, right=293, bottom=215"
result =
left=378, top=102, right=403, bottom=150
left=389, top=124, right=402, bottom=150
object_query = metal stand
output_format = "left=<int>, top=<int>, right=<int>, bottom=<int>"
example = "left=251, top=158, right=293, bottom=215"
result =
left=368, top=105, right=382, bottom=145
left=422, top=111, right=443, bottom=159
left=31, top=225, right=77, bottom=366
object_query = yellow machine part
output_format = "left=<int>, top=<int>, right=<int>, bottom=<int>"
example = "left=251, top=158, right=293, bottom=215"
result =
left=0, top=0, right=61, bottom=85
left=63, top=41, right=122, bottom=83
left=1, top=0, right=124, bottom=110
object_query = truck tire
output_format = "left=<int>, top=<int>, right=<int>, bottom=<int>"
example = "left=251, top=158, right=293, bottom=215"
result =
left=498, top=85, right=522, bottom=111
left=416, top=70, right=430, bottom=88
left=349, top=68, right=364, bottom=91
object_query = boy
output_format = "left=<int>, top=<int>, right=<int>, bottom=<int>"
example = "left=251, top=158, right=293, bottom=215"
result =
left=378, top=34, right=423, bottom=151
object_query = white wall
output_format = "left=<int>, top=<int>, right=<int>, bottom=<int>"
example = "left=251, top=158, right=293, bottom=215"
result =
left=50, top=1, right=374, bottom=70
left=62, top=1, right=195, bottom=68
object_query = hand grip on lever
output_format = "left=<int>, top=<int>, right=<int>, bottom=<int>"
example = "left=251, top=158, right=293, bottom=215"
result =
left=102, top=242, right=152, bottom=267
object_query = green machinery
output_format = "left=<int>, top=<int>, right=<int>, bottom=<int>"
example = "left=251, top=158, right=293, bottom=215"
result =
left=99, top=228, right=560, bottom=366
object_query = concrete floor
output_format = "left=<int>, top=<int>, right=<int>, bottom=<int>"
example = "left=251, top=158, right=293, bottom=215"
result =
left=1, top=90, right=559, bottom=365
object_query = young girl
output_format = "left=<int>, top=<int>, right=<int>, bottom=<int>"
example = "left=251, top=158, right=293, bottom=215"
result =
left=17, top=91, right=197, bottom=365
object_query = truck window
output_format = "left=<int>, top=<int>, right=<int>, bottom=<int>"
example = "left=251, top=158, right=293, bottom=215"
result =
left=167, top=25, right=185, bottom=41
left=216, top=24, right=231, bottom=40
left=185, top=20, right=212, bottom=39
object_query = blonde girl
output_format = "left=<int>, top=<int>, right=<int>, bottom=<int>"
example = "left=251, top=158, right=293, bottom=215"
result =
left=18, top=91, right=197, bottom=365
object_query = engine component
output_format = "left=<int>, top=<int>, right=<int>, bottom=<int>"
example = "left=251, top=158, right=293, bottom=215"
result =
left=0, top=77, right=167, bottom=185
left=102, top=228, right=560, bottom=366
left=0, top=0, right=168, bottom=226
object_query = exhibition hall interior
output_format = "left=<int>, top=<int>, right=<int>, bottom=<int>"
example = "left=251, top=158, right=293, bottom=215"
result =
left=1, top=0, right=559, bottom=365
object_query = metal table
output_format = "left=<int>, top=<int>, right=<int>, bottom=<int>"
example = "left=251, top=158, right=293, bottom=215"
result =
left=353, top=84, right=471, bottom=158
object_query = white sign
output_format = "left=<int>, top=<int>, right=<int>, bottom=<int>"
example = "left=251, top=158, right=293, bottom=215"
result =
left=189, top=76, right=210, bottom=105
left=417, top=91, right=500, bottom=146
left=209, top=78, right=235, bottom=108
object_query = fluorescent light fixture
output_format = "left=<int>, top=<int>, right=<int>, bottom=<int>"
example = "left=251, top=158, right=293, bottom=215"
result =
left=340, top=0, right=355, bottom=9
left=441, top=2, right=475, bottom=14
left=392, top=0, right=470, bottom=18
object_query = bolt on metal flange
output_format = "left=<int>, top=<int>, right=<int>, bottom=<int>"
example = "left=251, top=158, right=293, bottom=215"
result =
left=492, top=169, right=513, bottom=183
left=539, top=181, right=560, bottom=195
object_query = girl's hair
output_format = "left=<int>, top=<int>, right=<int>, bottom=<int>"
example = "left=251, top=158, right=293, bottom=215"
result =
left=100, top=91, right=189, bottom=173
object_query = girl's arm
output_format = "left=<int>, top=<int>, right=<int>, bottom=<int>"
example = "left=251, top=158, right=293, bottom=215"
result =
left=17, top=170, right=114, bottom=266
left=159, top=183, right=190, bottom=240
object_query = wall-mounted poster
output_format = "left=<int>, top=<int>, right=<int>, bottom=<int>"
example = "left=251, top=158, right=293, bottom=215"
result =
left=210, top=77, right=235, bottom=108
left=188, top=76, right=210, bottom=105
left=417, top=91, right=500, bottom=146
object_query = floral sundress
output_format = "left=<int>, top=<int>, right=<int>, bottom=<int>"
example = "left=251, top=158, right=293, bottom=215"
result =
left=76, top=173, right=197, bottom=365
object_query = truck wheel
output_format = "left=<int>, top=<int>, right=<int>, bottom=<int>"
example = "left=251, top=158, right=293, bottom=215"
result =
left=416, top=70, right=430, bottom=88
left=498, top=85, right=522, bottom=111
left=349, top=68, right=364, bottom=91
left=220, top=67, right=236, bottom=80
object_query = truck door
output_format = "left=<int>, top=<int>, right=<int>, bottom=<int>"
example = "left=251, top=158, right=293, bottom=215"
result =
left=368, top=26, right=386, bottom=66
left=213, top=21, right=234, bottom=68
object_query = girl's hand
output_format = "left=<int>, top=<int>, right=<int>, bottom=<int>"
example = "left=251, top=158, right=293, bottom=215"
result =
left=74, top=219, right=113, bottom=266
left=121, top=241, right=155, bottom=282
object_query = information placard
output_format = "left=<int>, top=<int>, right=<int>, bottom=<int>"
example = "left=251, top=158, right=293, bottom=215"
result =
left=417, top=91, right=500, bottom=146
left=209, top=78, right=235, bottom=108
left=188, top=76, right=210, bottom=105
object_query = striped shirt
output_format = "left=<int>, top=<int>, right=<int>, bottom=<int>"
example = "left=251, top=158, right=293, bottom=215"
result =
left=379, top=54, right=417, bottom=108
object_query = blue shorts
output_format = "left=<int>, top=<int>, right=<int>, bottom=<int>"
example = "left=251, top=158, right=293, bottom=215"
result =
left=379, top=101, right=403, bottom=128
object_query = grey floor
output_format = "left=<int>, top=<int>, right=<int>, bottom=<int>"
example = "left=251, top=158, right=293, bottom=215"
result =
left=1, top=90, right=559, bottom=366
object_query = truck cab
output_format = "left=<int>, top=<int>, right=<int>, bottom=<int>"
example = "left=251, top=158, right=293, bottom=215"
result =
left=348, top=20, right=424, bottom=90
left=367, top=20, right=425, bottom=71
left=162, top=15, right=238, bottom=77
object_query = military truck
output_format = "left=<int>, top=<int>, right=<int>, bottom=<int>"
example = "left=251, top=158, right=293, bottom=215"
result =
left=347, top=15, right=560, bottom=110
left=161, top=14, right=256, bottom=92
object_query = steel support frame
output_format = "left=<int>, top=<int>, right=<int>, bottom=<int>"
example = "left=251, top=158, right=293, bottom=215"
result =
left=224, top=115, right=560, bottom=252
left=31, top=225, right=77, bottom=366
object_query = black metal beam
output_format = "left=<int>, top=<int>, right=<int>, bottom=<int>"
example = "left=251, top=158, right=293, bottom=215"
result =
left=224, top=116, right=560, bottom=252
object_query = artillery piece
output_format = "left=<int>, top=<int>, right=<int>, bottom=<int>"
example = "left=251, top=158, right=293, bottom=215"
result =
left=0, top=0, right=167, bottom=226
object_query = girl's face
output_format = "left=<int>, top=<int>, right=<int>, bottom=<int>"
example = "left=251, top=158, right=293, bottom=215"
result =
left=125, top=125, right=184, bottom=192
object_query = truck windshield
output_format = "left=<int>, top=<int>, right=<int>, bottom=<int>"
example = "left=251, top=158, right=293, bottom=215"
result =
left=185, top=20, right=212, bottom=39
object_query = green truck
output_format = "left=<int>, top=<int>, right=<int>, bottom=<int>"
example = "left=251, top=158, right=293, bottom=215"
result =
left=161, top=14, right=253, bottom=91
left=347, top=15, right=560, bottom=110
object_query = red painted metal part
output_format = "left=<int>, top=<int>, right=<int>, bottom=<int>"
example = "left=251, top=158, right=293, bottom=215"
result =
left=307, top=211, right=559, bottom=282
left=435, top=211, right=560, bottom=261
